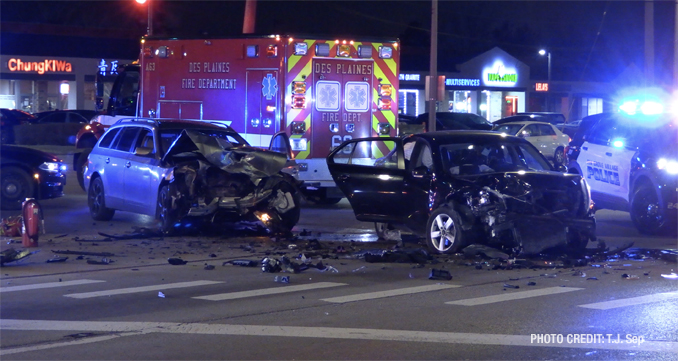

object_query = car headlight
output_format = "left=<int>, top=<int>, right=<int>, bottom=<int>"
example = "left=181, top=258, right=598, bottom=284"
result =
left=39, top=162, right=64, bottom=173
left=657, top=158, right=678, bottom=175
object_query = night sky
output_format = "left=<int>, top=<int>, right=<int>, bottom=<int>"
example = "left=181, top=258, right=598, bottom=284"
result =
left=1, top=0, right=675, bottom=85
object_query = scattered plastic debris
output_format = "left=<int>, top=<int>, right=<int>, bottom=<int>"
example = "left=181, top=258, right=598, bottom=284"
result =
left=503, top=283, right=519, bottom=289
left=204, top=264, right=215, bottom=270
left=46, top=256, right=68, bottom=263
left=224, top=259, right=259, bottom=267
left=587, top=277, right=598, bottom=281
left=622, top=274, right=639, bottom=280
left=661, top=273, right=678, bottom=280
left=527, top=281, right=536, bottom=286
left=262, top=257, right=282, bottom=273
left=87, top=258, right=112, bottom=265
left=0, top=248, right=39, bottom=266
left=428, top=268, right=452, bottom=280
left=274, top=276, right=290, bottom=283
left=158, top=292, right=165, bottom=298
left=168, top=258, right=188, bottom=265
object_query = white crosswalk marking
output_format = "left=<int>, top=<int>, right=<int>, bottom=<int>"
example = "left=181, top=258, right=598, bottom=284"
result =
left=0, top=280, right=105, bottom=293
left=321, top=284, right=460, bottom=304
left=578, top=291, right=678, bottom=310
left=193, top=282, right=347, bottom=301
left=63, top=281, right=223, bottom=299
left=445, top=287, right=584, bottom=306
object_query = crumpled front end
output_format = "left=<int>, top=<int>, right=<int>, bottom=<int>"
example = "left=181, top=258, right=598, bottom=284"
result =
left=163, top=129, right=301, bottom=233
left=458, top=172, right=596, bottom=255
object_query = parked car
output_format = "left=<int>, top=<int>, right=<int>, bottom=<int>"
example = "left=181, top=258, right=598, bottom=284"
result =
left=0, top=145, right=67, bottom=210
left=83, top=118, right=301, bottom=235
left=400, top=112, right=492, bottom=136
left=492, top=120, right=570, bottom=165
left=0, top=109, right=37, bottom=144
left=327, top=130, right=596, bottom=254
left=567, top=109, right=677, bottom=235
left=34, top=110, right=94, bottom=124
left=516, top=112, right=566, bottom=126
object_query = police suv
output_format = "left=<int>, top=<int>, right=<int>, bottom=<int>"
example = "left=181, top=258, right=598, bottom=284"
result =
left=568, top=103, right=677, bottom=235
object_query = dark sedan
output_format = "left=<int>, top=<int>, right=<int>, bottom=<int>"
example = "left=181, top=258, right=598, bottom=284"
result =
left=327, top=130, right=597, bottom=255
left=1, top=145, right=67, bottom=210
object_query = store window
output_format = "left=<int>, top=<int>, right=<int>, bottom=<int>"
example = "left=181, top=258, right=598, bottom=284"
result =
left=398, top=90, right=419, bottom=116
left=581, top=97, right=603, bottom=117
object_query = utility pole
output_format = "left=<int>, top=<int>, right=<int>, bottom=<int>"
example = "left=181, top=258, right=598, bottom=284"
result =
left=243, top=0, right=256, bottom=34
left=427, top=0, right=438, bottom=133
left=645, top=0, right=655, bottom=86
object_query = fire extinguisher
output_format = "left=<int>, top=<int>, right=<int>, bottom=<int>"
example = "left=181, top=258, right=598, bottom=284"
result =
left=21, top=198, right=43, bottom=248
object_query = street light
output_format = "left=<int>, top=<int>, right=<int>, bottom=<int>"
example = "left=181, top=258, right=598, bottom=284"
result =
left=538, top=49, right=551, bottom=83
left=135, top=0, right=153, bottom=36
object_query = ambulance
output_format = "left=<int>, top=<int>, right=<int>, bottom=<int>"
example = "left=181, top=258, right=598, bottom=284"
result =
left=76, top=35, right=400, bottom=204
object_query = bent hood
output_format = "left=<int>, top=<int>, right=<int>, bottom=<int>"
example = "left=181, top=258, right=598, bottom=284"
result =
left=163, top=129, right=288, bottom=178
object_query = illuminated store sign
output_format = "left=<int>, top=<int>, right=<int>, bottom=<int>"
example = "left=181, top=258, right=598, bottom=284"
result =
left=7, top=58, right=72, bottom=75
left=482, top=60, right=517, bottom=87
left=399, top=73, right=420, bottom=81
left=445, top=78, right=480, bottom=86
left=98, top=59, right=120, bottom=76
left=535, top=83, right=549, bottom=91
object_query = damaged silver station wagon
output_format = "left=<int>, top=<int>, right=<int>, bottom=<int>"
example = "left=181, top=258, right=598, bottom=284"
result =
left=327, top=130, right=598, bottom=255
left=83, top=118, right=301, bottom=234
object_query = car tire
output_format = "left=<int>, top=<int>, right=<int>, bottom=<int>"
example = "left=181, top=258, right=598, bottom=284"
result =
left=553, top=147, right=565, bottom=165
left=156, top=184, right=178, bottom=234
left=1, top=166, right=33, bottom=210
left=75, top=148, right=92, bottom=191
left=276, top=181, right=302, bottom=231
left=425, top=205, right=466, bottom=254
left=630, top=183, right=668, bottom=235
left=88, top=177, right=115, bottom=221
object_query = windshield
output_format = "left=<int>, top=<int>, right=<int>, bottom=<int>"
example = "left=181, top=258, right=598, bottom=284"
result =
left=494, top=124, right=524, bottom=135
left=440, top=140, right=553, bottom=175
left=159, top=128, right=245, bottom=155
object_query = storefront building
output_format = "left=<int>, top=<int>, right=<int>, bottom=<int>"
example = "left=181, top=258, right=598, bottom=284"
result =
left=1, top=55, right=133, bottom=113
left=399, top=47, right=530, bottom=122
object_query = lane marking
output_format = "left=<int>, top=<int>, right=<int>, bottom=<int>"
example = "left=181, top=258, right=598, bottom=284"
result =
left=193, top=282, right=347, bottom=301
left=321, top=284, right=460, bottom=304
left=445, top=287, right=584, bottom=306
left=0, top=280, right=105, bottom=293
left=0, top=332, right=145, bottom=356
left=578, top=291, right=678, bottom=310
left=1, top=319, right=675, bottom=353
left=63, top=281, right=223, bottom=299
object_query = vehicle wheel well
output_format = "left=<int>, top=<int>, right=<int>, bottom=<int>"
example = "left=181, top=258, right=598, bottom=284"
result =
left=77, top=135, right=97, bottom=149
left=631, top=176, right=654, bottom=201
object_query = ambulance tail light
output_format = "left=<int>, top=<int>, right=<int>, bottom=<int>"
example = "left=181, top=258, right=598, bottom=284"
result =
left=379, top=84, right=392, bottom=97
left=155, top=46, right=170, bottom=58
left=292, top=95, right=306, bottom=109
left=267, top=45, right=278, bottom=57
left=291, top=138, right=308, bottom=152
left=377, top=123, right=392, bottom=135
left=316, top=43, right=330, bottom=57
left=337, top=44, right=351, bottom=57
left=294, top=42, right=308, bottom=56
left=358, top=45, right=372, bottom=58
left=293, top=81, right=306, bottom=94
left=378, top=46, right=393, bottom=59
left=378, top=98, right=392, bottom=110
left=144, top=46, right=154, bottom=58
left=291, top=121, right=306, bottom=134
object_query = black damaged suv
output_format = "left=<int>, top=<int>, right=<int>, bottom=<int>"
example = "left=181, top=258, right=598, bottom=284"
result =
left=568, top=111, right=677, bottom=235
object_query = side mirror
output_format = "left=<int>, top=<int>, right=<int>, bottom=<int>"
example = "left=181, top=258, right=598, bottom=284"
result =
left=412, top=165, right=432, bottom=178
left=555, top=164, right=568, bottom=172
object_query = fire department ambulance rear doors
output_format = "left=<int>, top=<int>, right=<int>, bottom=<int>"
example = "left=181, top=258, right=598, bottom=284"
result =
left=245, top=69, right=279, bottom=147
left=312, top=58, right=374, bottom=162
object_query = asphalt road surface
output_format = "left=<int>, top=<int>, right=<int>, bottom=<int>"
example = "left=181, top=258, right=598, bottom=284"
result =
left=1, top=150, right=677, bottom=360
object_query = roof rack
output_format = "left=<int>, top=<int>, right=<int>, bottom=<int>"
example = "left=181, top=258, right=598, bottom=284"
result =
left=113, top=117, right=160, bottom=126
